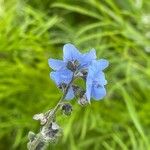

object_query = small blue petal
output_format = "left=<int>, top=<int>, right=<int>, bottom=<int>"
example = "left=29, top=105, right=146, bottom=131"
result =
left=65, top=86, right=74, bottom=100
left=63, top=43, right=81, bottom=62
left=79, top=49, right=96, bottom=68
left=50, top=70, right=73, bottom=85
left=48, top=59, right=66, bottom=70
left=50, top=71, right=61, bottom=85
left=85, top=67, right=93, bottom=102
left=92, top=59, right=109, bottom=71
left=87, top=65, right=96, bottom=79
left=95, top=72, right=107, bottom=85
left=91, top=85, right=106, bottom=100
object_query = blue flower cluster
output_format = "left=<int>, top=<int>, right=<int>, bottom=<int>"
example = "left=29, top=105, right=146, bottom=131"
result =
left=48, top=44, right=109, bottom=103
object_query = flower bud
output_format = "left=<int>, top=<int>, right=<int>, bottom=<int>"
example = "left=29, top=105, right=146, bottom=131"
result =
left=61, top=103, right=72, bottom=116
left=78, top=94, right=89, bottom=106
left=41, top=122, right=60, bottom=141
left=28, top=131, right=36, bottom=142
left=33, top=113, right=47, bottom=125
left=72, top=85, right=85, bottom=98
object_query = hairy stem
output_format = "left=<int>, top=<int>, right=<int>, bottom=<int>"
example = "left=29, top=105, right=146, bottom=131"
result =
left=27, top=73, right=75, bottom=150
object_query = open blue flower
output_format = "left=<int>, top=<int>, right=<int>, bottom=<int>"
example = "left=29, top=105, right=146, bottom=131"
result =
left=86, top=59, right=109, bottom=102
left=48, top=43, right=96, bottom=72
left=50, top=70, right=74, bottom=100
left=48, top=43, right=97, bottom=100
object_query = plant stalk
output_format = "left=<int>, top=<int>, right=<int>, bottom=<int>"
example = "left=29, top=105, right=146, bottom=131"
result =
left=27, top=73, right=75, bottom=150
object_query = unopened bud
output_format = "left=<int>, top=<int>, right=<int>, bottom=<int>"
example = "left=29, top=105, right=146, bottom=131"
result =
left=28, top=131, right=36, bottom=142
left=78, top=94, right=88, bottom=106
left=41, top=122, right=60, bottom=141
left=72, top=85, right=85, bottom=98
left=33, top=113, right=47, bottom=125
left=61, top=103, right=72, bottom=116
left=51, top=122, right=60, bottom=130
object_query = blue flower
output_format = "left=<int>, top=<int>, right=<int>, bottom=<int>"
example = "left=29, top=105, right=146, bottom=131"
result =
left=85, top=59, right=109, bottom=102
left=48, top=43, right=96, bottom=100
left=48, top=43, right=96, bottom=72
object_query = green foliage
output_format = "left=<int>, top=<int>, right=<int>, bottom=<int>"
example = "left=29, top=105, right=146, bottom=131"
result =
left=0, top=0, right=150, bottom=149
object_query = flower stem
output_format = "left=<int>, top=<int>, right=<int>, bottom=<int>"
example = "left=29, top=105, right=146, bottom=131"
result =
left=27, top=73, right=75, bottom=150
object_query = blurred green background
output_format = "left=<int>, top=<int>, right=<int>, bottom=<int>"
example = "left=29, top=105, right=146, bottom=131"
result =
left=0, top=0, right=150, bottom=149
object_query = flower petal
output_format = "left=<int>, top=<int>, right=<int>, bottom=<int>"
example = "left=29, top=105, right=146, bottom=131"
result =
left=50, top=70, right=73, bottom=85
left=85, top=72, right=93, bottom=102
left=95, top=71, right=107, bottom=85
left=48, top=59, right=66, bottom=70
left=91, top=85, right=106, bottom=100
left=94, top=59, right=109, bottom=70
left=63, top=43, right=81, bottom=62
left=65, top=86, right=74, bottom=100
left=79, top=49, right=96, bottom=68
left=50, top=71, right=60, bottom=85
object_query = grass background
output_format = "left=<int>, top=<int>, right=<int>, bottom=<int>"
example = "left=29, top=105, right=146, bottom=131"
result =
left=0, top=0, right=150, bottom=149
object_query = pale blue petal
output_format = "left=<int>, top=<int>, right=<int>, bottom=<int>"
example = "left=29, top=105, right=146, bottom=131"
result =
left=86, top=65, right=95, bottom=79
left=95, top=72, right=107, bottom=85
left=50, top=71, right=61, bottom=85
left=87, top=63, right=103, bottom=81
left=95, top=59, right=109, bottom=70
left=59, top=70, right=73, bottom=83
left=63, top=43, right=81, bottom=62
left=86, top=72, right=93, bottom=102
left=91, top=85, right=106, bottom=100
left=50, top=70, right=73, bottom=85
left=79, top=49, right=96, bottom=68
left=65, top=86, right=74, bottom=100
left=48, top=59, right=66, bottom=70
